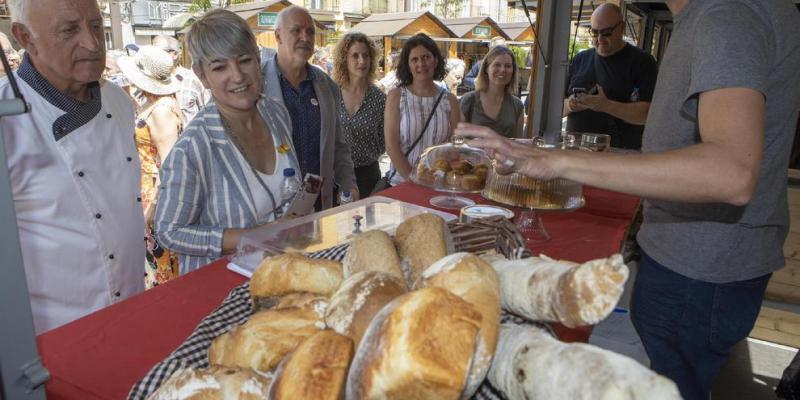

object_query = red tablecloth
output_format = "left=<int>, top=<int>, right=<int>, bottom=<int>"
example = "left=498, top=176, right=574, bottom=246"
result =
left=37, top=182, right=639, bottom=400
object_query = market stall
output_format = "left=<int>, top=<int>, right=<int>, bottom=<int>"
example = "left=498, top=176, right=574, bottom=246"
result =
left=349, top=11, right=456, bottom=75
left=442, top=16, right=510, bottom=81
left=226, top=0, right=330, bottom=48
left=37, top=182, right=641, bottom=399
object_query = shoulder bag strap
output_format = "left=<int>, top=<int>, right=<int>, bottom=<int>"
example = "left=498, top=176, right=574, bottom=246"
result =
left=386, top=89, right=446, bottom=181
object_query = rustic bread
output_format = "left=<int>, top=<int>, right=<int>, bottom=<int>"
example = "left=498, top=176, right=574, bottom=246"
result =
left=268, top=292, right=329, bottom=317
left=491, top=254, right=628, bottom=327
left=269, top=330, right=354, bottom=400
left=249, top=253, right=343, bottom=307
left=394, top=213, right=449, bottom=286
left=417, top=253, right=501, bottom=399
left=208, top=308, right=322, bottom=375
left=147, top=366, right=271, bottom=400
left=342, top=230, right=405, bottom=284
left=346, top=287, right=483, bottom=400
left=325, top=271, right=407, bottom=349
left=489, top=324, right=681, bottom=400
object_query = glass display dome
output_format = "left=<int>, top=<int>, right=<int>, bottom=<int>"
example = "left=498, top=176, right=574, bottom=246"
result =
left=410, top=138, right=492, bottom=209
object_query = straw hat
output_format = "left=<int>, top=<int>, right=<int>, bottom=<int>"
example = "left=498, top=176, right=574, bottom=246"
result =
left=118, top=45, right=179, bottom=96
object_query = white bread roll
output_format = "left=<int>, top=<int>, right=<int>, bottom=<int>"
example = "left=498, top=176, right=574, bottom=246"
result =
left=208, top=308, right=322, bottom=375
left=491, top=254, right=628, bottom=327
left=346, top=287, right=483, bottom=400
left=416, top=253, right=501, bottom=400
left=489, top=324, right=681, bottom=400
left=324, top=271, right=407, bottom=349
left=343, top=230, right=405, bottom=284
left=394, top=213, right=449, bottom=285
left=249, top=253, right=343, bottom=306
left=147, top=366, right=271, bottom=400
left=269, top=330, right=355, bottom=400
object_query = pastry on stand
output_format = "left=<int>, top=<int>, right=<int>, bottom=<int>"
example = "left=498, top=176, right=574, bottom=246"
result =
left=411, top=137, right=491, bottom=210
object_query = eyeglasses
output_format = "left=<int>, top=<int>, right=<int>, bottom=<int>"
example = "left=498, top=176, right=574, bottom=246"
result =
left=589, top=21, right=622, bottom=38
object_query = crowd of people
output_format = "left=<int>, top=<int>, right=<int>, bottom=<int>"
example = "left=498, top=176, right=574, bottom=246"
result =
left=2, top=0, right=799, bottom=399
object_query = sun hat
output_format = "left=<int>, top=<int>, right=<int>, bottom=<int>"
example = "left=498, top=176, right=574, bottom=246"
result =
left=117, top=45, right=180, bottom=96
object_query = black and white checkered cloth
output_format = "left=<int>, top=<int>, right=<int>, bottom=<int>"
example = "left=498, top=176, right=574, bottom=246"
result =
left=128, top=243, right=548, bottom=400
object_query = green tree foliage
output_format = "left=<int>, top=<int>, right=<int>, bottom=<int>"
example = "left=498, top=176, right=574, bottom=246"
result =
left=419, top=0, right=463, bottom=19
left=189, top=0, right=251, bottom=12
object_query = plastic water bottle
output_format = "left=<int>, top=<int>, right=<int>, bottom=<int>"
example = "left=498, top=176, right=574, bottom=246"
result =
left=280, top=168, right=301, bottom=215
left=338, top=189, right=353, bottom=206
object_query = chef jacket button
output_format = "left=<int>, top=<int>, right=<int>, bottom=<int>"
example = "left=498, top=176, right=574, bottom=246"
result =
left=109, top=254, right=115, bottom=260
left=136, top=197, right=141, bottom=202
left=106, top=113, right=112, bottom=119
left=78, top=171, right=84, bottom=177
left=127, top=156, right=132, bottom=162
left=95, top=213, right=102, bottom=219
left=114, top=291, right=121, bottom=297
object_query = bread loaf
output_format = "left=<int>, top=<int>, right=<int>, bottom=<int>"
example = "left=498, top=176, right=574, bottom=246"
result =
left=417, top=253, right=501, bottom=399
left=249, top=253, right=343, bottom=307
left=325, top=271, right=407, bottom=349
left=269, top=330, right=355, bottom=400
left=394, top=213, right=449, bottom=285
left=346, top=287, right=483, bottom=400
left=147, top=366, right=271, bottom=400
left=489, top=324, right=681, bottom=400
left=269, top=292, right=328, bottom=316
left=491, top=254, right=628, bottom=327
left=343, top=230, right=405, bottom=284
left=208, top=308, right=322, bottom=374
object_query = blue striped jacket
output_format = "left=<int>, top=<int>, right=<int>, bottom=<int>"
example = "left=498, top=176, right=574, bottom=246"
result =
left=154, top=95, right=299, bottom=273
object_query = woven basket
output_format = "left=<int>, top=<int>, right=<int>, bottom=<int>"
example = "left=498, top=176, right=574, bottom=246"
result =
left=448, top=215, right=531, bottom=258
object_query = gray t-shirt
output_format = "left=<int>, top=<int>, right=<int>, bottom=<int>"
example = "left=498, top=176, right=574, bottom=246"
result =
left=637, top=0, right=800, bottom=283
left=460, top=91, right=524, bottom=138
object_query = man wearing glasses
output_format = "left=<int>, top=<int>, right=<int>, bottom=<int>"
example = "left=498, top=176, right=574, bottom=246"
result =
left=563, top=3, right=657, bottom=150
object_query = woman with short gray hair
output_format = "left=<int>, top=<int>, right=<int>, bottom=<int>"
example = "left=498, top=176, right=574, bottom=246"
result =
left=154, top=9, right=300, bottom=273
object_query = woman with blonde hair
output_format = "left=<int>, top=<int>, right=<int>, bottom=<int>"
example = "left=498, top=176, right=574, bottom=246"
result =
left=332, top=32, right=386, bottom=196
left=118, top=45, right=183, bottom=287
left=459, top=45, right=524, bottom=138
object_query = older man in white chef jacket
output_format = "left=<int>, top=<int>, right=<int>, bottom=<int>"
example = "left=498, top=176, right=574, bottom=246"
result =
left=1, top=0, right=145, bottom=334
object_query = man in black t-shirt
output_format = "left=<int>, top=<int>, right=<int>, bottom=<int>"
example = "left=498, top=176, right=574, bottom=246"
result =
left=564, top=3, right=658, bottom=150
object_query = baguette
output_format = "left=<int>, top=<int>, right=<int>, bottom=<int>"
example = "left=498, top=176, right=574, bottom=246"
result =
left=417, top=253, right=501, bottom=399
left=491, top=254, right=628, bottom=327
left=489, top=324, right=681, bottom=400
left=343, top=230, right=405, bottom=284
left=208, top=308, right=322, bottom=374
left=269, top=330, right=354, bottom=400
left=346, top=287, right=483, bottom=400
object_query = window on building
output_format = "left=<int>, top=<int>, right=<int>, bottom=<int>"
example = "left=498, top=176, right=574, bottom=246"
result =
left=308, top=0, right=323, bottom=10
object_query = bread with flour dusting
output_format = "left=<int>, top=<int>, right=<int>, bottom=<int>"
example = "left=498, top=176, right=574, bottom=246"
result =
left=394, top=213, right=450, bottom=286
left=249, top=253, right=343, bottom=308
left=490, top=254, right=628, bottom=327
left=147, top=366, right=272, bottom=400
left=489, top=324, right=681, bottom=400
left=416, top=252, right=501, bottom=399
left=346, top=287, right=483, bottom=400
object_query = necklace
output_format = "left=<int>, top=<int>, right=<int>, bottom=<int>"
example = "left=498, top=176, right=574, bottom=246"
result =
left=219, top=115, right=285, bottom=221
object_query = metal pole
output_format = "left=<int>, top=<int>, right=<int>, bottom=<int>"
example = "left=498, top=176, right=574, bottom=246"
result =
left=530, top=0, right=571, bottom=136
left=110, top=0, right=124, bottom=50
left=0, top=117, right=48, bottom=400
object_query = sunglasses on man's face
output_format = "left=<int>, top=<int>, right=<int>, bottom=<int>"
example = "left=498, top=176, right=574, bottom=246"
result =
left=590, top=21, right=622, bottom=38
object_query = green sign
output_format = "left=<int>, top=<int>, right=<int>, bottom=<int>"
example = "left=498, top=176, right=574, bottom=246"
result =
left=258, top=12, right=278, bottom=27
left=472, top=25, right=491, bottom=37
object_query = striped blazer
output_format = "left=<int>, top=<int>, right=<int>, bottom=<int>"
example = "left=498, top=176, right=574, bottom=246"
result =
left=154, top=95, right=299, bottom=273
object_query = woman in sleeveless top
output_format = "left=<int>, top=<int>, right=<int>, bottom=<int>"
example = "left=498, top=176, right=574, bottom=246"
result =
left=459, top=45, right=524, bottom=138
left=118, top=45, right=183, bottom=288
left=385, top=33, right=461, bottom=186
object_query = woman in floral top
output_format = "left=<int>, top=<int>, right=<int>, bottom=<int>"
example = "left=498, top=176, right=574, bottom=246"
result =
left=332, top=32, right=386, bottom=197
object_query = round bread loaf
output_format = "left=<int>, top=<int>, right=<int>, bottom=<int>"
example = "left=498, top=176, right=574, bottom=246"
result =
left=147, top=366, right=272, bottom=400
left=417, top=253, right=501, bottom=399
left=324, top=271, right=407, bottom=349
